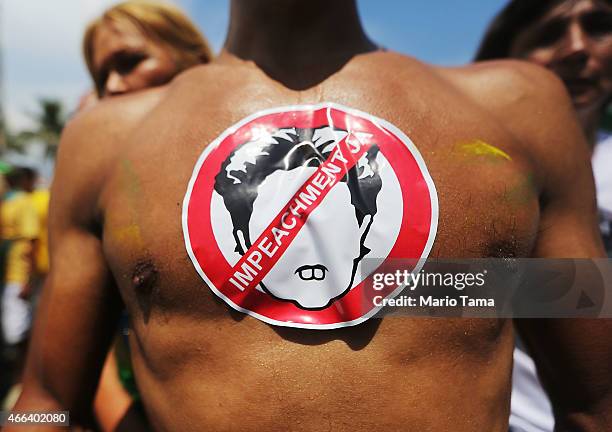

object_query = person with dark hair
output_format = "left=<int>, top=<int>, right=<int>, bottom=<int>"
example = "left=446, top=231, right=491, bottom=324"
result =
left=476, top=0, right=611, bottom=144
left=477, top=2, right=612, bottom=431
left=7, top=1, right=612, bottom=431
left=16, top=168, right=36, bottom=194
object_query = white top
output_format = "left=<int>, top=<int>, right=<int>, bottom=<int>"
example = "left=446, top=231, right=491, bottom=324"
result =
left=510, top=347, right=554, bottom=432
left=593, top=132, right=612, bottom=235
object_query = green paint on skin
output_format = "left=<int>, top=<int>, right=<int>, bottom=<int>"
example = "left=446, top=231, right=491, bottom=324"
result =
left=502, top=173, right=538, bottom=206
left=456, top=140, right=512, bottom=162
left=121, top=159, right=142, bottom=199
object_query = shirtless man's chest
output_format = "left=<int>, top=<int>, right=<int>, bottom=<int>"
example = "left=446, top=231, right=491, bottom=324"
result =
left=97, top=53, right=540, bottom=431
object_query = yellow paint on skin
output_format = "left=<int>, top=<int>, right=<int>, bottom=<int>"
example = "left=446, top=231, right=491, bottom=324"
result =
left=456, top=140, right=512, bottom=162
left=121, top=159, right=142, bottom=199
left=113, top=223, right=144, bottom=247
left=111, top=159, right=145, bottom=249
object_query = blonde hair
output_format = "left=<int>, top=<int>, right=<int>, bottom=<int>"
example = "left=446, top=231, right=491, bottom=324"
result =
left=83, top=1, right=213, bottom=95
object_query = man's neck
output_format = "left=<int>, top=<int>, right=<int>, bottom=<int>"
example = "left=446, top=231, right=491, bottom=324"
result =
left=221, top=0, right=377, bottom=89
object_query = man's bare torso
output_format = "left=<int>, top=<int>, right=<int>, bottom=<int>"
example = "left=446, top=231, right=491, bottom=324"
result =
left=79, top=52, right=546, bottom=431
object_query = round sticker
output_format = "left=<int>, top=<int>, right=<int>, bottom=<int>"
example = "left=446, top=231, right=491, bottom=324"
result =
left=182, top=103, right=438, bottom=329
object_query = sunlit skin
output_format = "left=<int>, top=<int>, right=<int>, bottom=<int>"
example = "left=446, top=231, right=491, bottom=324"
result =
left=510, top=0, right=612, bottom=140
left=7, top=1, right=612, bottom=431
left=93, top=21, right=178, bottom=97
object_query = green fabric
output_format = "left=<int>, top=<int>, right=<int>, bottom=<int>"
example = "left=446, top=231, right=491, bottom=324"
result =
left=0, top=161, right=11, bottom=174
left=115, top=335, right=140, bottom=400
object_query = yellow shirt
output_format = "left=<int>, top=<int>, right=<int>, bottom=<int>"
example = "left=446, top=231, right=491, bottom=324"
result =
left=30, top=189, right=50, bottom=274
left=1, top=191, right=41, bottom=283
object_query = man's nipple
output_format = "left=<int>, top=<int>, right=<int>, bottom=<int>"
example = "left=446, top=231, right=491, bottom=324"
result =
left=132, top=259, right=159, bottom=294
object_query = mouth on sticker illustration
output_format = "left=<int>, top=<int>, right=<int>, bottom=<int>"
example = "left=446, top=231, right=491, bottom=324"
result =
left=295, top=264, right=329, bottom=281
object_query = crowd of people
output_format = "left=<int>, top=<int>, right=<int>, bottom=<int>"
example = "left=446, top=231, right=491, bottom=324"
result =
left=1, top=0, right=611, bottom=431
left=0, top=166, right=48, bottom=409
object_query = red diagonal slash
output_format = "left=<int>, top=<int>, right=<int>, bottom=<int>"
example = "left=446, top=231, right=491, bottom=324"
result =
left=222, top=132, right=373, bottom=300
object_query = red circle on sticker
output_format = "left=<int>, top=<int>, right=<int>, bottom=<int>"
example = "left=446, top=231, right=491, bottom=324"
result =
left=183, top=103, right=438, bottom=329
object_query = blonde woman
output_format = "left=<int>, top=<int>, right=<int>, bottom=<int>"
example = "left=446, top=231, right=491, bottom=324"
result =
left=83, top=0, right=212, bottom=97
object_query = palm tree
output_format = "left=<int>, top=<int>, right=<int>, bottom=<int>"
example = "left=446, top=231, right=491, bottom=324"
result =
left=4, top=98, right=66, bottom=156
left=24, top=98, right=66, bottom=154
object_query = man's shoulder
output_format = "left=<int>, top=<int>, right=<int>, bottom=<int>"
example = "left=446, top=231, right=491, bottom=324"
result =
left=65, top=87, right=166, bottom=149
left=373, top=54, right=577, bottom=159
left=437, top=59, right=580, bottom=161
left=441, top=59, right=591, bottom=204
left=59, top=87, right=165, bottom=173
left=366, top=53, right=569, bottom=123
left=53, top=87, right=167, bottom=222
left=437, top=59, right=570, bottom=116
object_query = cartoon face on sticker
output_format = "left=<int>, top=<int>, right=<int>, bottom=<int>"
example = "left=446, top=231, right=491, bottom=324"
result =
left=183, top=103, right=438, bottom=329
left=215, top=126, right=383, bottom=309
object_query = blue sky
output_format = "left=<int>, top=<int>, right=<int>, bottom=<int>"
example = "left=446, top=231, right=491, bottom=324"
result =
left=3, top=0, right=508, bottom=132
left=187, top=0, right=508, bottom=64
